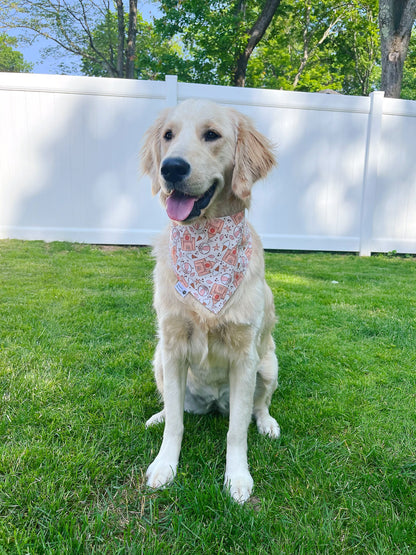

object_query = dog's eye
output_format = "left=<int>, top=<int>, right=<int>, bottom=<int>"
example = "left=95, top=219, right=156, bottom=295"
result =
left=204, top=130, right=221, bottom=142
left=164, top=130, right=173, bottom=141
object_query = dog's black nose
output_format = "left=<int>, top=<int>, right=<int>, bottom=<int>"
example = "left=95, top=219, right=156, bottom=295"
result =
left=161, top=157, right=190, bottom=184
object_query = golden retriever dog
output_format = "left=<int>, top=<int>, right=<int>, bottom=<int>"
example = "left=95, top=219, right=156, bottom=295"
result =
left=141, top=99, right=280, bottom=503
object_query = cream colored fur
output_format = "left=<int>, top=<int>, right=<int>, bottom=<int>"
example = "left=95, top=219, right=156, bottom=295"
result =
left=141, top=99, right=280, bottom=503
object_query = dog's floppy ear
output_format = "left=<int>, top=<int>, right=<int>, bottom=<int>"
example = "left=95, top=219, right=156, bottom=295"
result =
left=231, top=112, right=276, bottom=200
left=140, top=108, right=169, bottom=196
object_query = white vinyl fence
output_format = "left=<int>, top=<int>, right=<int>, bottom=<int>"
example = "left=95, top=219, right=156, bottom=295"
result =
left=1, top=72, right=416, bottom=255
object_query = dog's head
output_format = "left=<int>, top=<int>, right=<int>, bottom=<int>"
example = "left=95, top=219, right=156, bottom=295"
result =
left=141, top=99, right=276, bottom=223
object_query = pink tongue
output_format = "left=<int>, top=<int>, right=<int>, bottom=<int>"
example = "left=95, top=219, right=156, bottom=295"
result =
left=166, top=194, right=197, bottom=221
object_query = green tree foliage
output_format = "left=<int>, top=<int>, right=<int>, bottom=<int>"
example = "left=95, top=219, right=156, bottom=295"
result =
left=155, top=0, right=279, bottom=85
left=157, top=0, right=382, bottom=94
left=0, top=33, right=32, bottom=72
left=252, top=0, right=380, bottom=94
left=334, top=0, right=381, bottom=96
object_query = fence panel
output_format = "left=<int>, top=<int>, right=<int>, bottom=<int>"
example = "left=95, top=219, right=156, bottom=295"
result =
left=1, top=72, right=415, bottom=254
left=371, top=98, right=416, bottom=254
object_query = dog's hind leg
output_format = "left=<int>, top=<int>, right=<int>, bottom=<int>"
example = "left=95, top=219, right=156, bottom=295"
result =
left=253, top=344, right=280, bottom=439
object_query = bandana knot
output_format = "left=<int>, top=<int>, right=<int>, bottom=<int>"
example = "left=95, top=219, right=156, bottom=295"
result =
left=170, top=211, right=252, bottom=313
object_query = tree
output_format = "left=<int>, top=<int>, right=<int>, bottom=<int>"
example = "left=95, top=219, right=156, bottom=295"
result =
left=290, top=1, right=345, bottom=89
left=379, top=0, right=416, bottom=97
left=0, top=33, right=32, bottom=72
left=233, top=0, right=281, bottom=86
left=244, top=0, right=344, bottom=91
left=0, top=0, right=139, bottom=78
left=245, top=0, right=380, bottom=95
left=156, top=0, right=281, bottom=87
left=81, top=10, right=189, bottom=81
left=156, top=0, right=382, bottom=95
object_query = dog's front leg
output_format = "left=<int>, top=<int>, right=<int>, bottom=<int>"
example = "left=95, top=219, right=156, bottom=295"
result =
left=146, top=343, right=187, bottom=489
left=225, top=352, right=258, bottom=503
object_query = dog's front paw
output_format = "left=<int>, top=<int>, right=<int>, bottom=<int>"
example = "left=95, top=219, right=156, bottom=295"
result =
left=256, top=414, right=281, bottom=439
left=224, top=470, right=254, bottom=504
left=146, top=456, right=177, bottom=489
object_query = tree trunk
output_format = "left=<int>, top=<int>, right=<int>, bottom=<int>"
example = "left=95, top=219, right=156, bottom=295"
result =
left=116, top=0, right=125, bottom=77
left=233, top=0, right=281, bottom=87
left=126, top=0, right=138, bottom=79
left=379, top=0, right=416, bottom=98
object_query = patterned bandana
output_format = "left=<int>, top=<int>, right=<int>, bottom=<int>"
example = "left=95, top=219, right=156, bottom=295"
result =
left=169, top=211, right=252, bottom=314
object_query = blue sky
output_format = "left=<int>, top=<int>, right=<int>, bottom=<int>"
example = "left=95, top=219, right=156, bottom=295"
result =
left=19, top=36, right=79, bottom=74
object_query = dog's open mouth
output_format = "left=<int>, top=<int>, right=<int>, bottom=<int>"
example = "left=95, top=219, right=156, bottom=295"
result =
left=166, top=183, right=217, bottom=222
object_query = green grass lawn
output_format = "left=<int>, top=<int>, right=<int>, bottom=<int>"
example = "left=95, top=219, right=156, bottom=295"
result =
left=0, top=240, right=415, bottom=554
